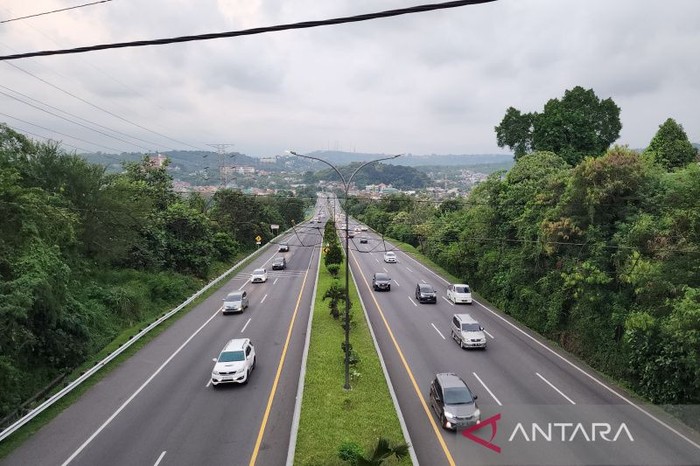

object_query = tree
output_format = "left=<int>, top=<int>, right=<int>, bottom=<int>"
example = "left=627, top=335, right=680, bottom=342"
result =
left=495, top=86, right=621, bottom=165
left=323, top=280, right=347, bottom=319
left=495, top=107, right=534, bottom=159
left=645, top=118, right=698, bottom=171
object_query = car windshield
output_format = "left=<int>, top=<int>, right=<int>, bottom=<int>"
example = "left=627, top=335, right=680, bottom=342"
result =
left=375, top=273, right=389, bottom=280
left=462, top=323, right=481, bottom=332
left=218, top=350, right=245, bottom=362
left=455, top=286, right=470, bottom=293
left=226, top=294, right=241, bottom=302
left=420, top=285, right=434, bottom=293
left=444, top=386, right=473, bottom=405
left=385, top=252, right=395, bottom=256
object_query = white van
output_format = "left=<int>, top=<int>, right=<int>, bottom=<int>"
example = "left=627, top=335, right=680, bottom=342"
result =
left=450, top=314, right=486, bottom=349
left=447, top=284, right=472, bottom=304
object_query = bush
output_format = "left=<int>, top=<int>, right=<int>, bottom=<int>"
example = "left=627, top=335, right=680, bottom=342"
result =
left=338, top=441, right=363, bottom=465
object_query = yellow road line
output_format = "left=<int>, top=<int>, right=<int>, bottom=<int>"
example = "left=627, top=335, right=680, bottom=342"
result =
left=249, top=262, right=310, bottom=465
left=351, top=251, right=456, bottom=466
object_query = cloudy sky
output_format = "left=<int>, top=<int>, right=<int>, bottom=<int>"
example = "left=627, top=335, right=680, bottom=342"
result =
left=1, top=0, right=698, bottom=158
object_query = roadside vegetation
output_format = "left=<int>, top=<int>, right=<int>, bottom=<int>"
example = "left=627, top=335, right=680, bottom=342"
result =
left=345, top=89, right=700, bottom=410
left=0, top=124, right=309, bottom=428
left=294, top=220, right=409, bottom=466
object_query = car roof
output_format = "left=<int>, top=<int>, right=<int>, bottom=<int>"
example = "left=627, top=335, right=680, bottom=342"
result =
left=253, top=268, right=265, bottom=273
left=436, top=372, right=468, bottom=389
left=226, top=291, right=243, bottom=298
left=454, top=313, right=478, bottom=324
left=374, top=272, right=389, bottom=279
left=418, top=283, right=434, bottom=290
left=223, top=338, right=249, bottom=352
left=273, top=257, right=284, bottom=261
left=384, top=251, right=396, bottom=255
left=453, top=283, right=470, bottom=288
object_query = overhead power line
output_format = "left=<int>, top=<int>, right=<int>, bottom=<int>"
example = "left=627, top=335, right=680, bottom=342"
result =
left=0, top=0, right=497, bottom=61
left=0, top=1, right=112, bottom=25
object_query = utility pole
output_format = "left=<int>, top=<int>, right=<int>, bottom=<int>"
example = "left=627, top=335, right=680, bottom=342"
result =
left=207, top=144, right=235, bottom=188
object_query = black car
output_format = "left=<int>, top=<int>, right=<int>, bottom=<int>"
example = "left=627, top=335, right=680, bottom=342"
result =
left=415, top=283, right=437, bottom=303
left=271, top=257, right=286, bottom=270
left=359, top=237, right=368, bottom=244
left=372, top=272, right=391, bottom=291
left=429, top=373, right=480, bottom=430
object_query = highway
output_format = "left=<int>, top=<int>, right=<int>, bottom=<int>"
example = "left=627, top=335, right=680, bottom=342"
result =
left=343, top=212, right=700, bottom=466
left=2, top=211, right=325, bottom=466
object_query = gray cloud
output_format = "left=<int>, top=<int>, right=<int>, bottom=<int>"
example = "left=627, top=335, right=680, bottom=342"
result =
left=1, top=0, right=698, bottom=156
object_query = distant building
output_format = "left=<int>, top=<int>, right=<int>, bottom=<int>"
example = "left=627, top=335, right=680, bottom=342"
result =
left=148, top=153, right=167, bottom=168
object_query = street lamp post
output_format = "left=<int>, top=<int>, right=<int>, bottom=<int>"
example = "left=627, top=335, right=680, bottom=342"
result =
left=287, top=150, right=401, bottom=389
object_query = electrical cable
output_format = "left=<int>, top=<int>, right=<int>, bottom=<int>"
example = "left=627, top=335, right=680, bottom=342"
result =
left=0, top=89, right=150, bottom=151
left=3, top=61, right=203, bottom=151
left=0, top=0, right=497, bottom=61
left=0, top=111, right=124, bottom=152
left=0, top=83, right=167, bottom=151
left=1, top=1, right=112, bottom=24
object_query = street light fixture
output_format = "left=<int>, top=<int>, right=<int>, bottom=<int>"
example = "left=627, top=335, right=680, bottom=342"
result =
left=287, top=150, right=401, bottom=389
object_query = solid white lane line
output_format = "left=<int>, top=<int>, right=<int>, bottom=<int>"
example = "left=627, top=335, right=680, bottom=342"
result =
left=472, top=372, right=502, bottom=406
left=260, top=294, right=268, bottom=304
left=241, top=318, right=252, bottom=333
left=431, top=323, right=446, bottom=340
left=153, top=451, right=166, bottom=466
left=441, top=296, right=454, bottom=306
left=484, top=330, right=495, bottom=339
left=62, top=308, right=222, bottom=466
left=238, top=280, right=248, bottom=290
left=408, top=296, right=417, bottom=307
left=273, top=277, right=279, bottom=285
left=536, top=372, right=576, bottom=405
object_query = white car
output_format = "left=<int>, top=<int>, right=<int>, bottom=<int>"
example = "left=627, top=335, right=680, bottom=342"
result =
left=251, top=268, right=268, bottom=283
left=447, top=284, right=473, bottom=304
left=383, top=251, right=397, bottom=263
left=211, top=338, right=256, bottom=386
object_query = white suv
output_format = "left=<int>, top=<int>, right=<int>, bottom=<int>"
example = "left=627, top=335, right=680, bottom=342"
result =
left=211, top=338, right=256, bottom=386
left=383, top=251, right=397, bottom=263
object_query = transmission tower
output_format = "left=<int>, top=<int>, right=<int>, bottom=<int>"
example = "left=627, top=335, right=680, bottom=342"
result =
left=207, top=144, right=235, bottom=187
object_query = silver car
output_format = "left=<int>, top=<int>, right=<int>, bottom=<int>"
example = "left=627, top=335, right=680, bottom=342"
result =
left=429, top=373, right=480, bottom=430
left=223, top=291, right=248, bottom=314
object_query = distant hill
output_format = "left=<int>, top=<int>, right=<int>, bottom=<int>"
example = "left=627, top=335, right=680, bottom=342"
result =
left=79, top=149, right=515, bottom=175
left=304, top=150, right=513, bottom=167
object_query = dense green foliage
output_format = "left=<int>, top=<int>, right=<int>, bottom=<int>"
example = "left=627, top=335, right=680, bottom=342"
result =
left=496, top=86, right=622, bottom=165
left=347, top=147, right=699, bottom=405
left=644, top=118, right=698, bottom=171
left=0, top=124, right=309, bottom=421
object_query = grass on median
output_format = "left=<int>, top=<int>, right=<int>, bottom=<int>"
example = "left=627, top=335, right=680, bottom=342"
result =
left=294, top=252, right=410, bottom=466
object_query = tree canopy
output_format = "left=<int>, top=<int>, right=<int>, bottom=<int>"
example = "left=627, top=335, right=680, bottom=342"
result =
left=644, top=118, right=698, bottom=171
left=495, top=86, right=622, bottom=165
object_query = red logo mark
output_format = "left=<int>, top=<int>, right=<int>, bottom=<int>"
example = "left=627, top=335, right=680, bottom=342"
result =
left=462, top=413, right=501, bottom=453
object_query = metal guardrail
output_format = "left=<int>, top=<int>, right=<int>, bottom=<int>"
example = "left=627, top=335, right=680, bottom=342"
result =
left=0, top=245, right=267, bottom=443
